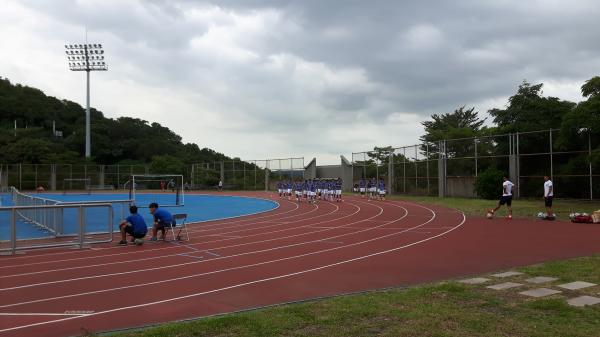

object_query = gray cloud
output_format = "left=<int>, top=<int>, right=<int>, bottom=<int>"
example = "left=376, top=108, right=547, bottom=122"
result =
left=1, top=0, right=599, bottom=163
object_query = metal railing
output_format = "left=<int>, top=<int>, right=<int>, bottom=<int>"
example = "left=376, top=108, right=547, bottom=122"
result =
left=11, top=186, right=61, bottom=234
left=0, top=203, right=114, bottom=255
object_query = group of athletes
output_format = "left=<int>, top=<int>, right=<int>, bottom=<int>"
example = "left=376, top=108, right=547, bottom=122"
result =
left=276, top=177, right=389, bottom=203
left=356, top=177, right=387, bottom=201
left=277, top=178, right=343, bottom=203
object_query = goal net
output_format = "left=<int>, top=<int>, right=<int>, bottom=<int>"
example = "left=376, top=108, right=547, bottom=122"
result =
left=128, top=174, right=184, bottom=207
left=62, top=178, right=92, bottom=194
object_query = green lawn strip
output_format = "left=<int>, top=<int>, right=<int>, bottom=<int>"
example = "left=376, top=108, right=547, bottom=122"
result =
left=106, top=256, right=600, bottom=337
left=384, top=194, right=600, bottom=220
left=517, top=254, right=600, bottom=284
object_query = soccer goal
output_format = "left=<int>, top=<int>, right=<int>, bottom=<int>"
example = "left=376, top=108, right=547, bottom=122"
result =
left=128, top=174, right=184, bottom=207
left=62, top=178, right=92, bottom=194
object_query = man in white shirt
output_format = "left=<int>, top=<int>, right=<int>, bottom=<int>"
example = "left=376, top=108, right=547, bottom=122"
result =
left=543, top=175, right=554, bottom=219
left=489, top=175, right=514, bottom=219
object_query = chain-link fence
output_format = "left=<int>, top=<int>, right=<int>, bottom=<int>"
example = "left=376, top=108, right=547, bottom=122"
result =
left=188, top=157, right=304, bottom=191
left=2, top=128, right=598, bottom=199
left=1, top=158, right=304, bottom=192
left=352, top=129, right=599, bottom=199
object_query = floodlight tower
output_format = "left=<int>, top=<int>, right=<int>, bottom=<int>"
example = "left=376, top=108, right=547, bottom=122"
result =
left=64, top=43, right=107, bottom=158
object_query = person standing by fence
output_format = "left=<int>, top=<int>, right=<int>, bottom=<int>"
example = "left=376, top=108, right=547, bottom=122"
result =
left=543, top=175, right=555, bottom=220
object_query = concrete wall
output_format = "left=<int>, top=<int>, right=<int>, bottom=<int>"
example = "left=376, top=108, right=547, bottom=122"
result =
left=340, top=156, right=353, bottom=192
left=446, top=176, right=476, bottom=198
left=316, top=165, right=341, bottom=179
left=304, top=158, right=317, bottom=180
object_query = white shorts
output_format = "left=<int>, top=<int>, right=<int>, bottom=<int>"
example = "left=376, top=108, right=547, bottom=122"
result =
left=336, top=190, right=342, bottom=196
left=359, top=188, right=366, bottom=193
left=278, top=189, right=282, bottom=193
left=287, top=189, right=292, bottom=194
left=369, top=187, right=376, bottom=193
left=323, top=189, right=328, bottom=195
left=379, top=190, right=386, bottom=195
left=295, top=191, right=301, bottom=196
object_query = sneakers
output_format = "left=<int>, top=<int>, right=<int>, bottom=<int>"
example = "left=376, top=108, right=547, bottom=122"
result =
left=149, top=236, right=158, bottom=242
left=118, top=240, right=127, bottom=245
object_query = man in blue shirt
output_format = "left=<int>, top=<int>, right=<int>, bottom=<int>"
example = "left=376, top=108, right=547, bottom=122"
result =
left=149, top=202, right=175, bottom=241
left=118, top=205, right=148, bottom=245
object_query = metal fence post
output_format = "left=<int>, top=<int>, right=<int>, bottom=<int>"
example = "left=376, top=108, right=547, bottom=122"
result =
left=589, top=131, right=593, bottom=200
left=426, top=143, right=430, bottom=196
left=11, top=208, right=17, bottom=255
left=413, top=146, right=417, bottom=192
left=388, top=150, right=394, bottom=194
left=403, top=147, right=406, bottom=193
left=516, top=132, right=520, bottom=198
left=78, top=205, right=84, bottom=249
left=549, top=129, right=553, bottom=180
left=474, top=139, right=478, bottom=177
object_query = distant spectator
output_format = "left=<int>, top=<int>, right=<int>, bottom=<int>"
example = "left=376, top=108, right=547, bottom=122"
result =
left=36, top=185, right=45, bottom=193
left=218, top=180, right=223, bottom=191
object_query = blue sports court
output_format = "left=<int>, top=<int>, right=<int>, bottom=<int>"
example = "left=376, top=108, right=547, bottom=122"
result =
left=0, top=193, right=278, bottom=240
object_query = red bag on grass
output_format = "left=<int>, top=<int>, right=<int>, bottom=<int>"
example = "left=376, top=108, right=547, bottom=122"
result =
left=571, top=215, right=593, bottom=223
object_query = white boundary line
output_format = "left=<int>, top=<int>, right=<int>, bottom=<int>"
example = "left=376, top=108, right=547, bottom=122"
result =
left=0, top=194, right=289, bottom=263
left=0, top=201, right=335, bottom=277
left=0, top=201, right=444, bottom=306
left=0, top=201, right=465, bottom=334
left=0, top=312, right=90, bottom=317
left=0, top=202, right=365, bottom=290
left=0, top=198, right=303, bottom=268
left=0, top=201, right=347, bottom=278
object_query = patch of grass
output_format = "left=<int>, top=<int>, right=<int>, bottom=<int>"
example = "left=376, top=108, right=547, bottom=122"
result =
left=518, top=255, right=600, bottom=284
left=386, top=194, right=600, bottom=220
left=108, top=257, right=600, bottom=337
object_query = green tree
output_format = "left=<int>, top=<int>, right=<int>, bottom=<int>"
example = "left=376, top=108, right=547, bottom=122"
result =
left=1, top=138, right=53, bottom=163
left=420, top=106, right=485, bottom=158
left=489, top=80, right=575, bottom=134
left=581, top=76, right=600, bottom=98
left=149, top=155, right=186, bottom=175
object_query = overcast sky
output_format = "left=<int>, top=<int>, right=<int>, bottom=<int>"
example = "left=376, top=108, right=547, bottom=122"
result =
left=1, top=0, right=599, bottom=164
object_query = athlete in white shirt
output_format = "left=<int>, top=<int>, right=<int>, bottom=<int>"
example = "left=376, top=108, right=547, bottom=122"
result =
left=489, top=176, right=514, bottom=219
left=543, top=176, right=554, bottom=219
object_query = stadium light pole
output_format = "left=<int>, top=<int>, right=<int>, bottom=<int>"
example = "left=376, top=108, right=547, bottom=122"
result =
left=64, top=43, right=108, bottom=158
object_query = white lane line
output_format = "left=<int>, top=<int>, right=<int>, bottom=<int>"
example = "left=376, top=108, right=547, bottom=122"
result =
left=0, top=196, right=296, bottom=264
left=0, top=202, right=347, bottom=279
left=185, top=201, right=318, bottom=234
left=0, top=312, right=90, bottom=316
left=0, top=204, right=465, bottom=334
left=0, top=200, right=322, bottom=272
left=0, top=201, right=405, bottom=307
left=0, top=202, right=362, bottom=290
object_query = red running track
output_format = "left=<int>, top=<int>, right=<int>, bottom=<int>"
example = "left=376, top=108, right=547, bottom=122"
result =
left=0, top=192, right=599, bottom=337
